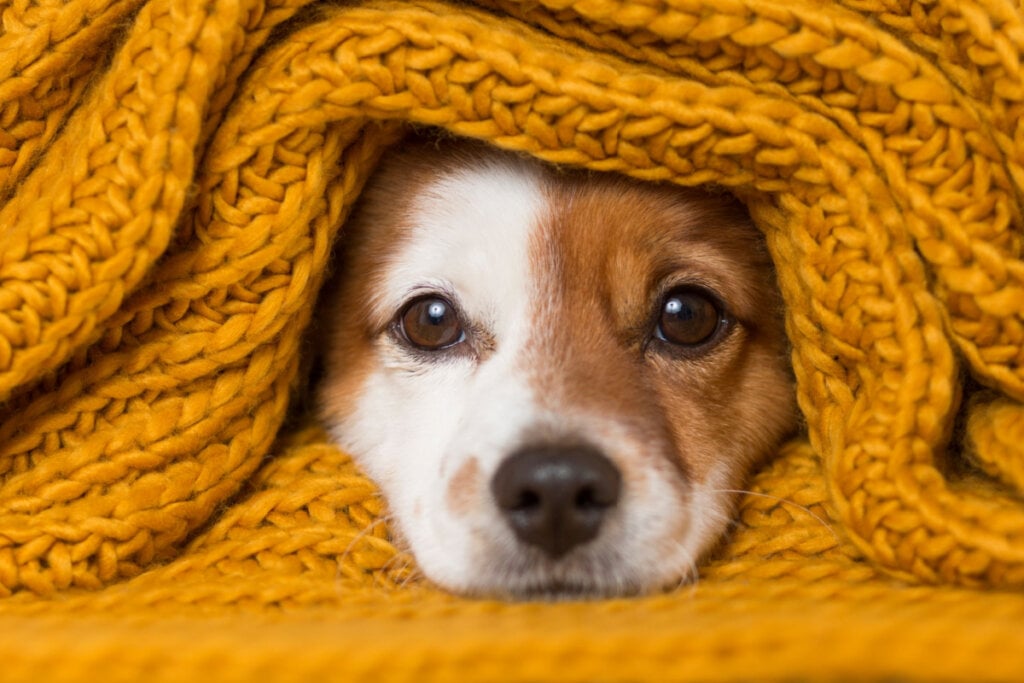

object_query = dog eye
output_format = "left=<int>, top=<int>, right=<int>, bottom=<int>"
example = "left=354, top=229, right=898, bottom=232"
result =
left=399, top=296, right=465, bottom=350
left=655, top=287, right=723, bottom=346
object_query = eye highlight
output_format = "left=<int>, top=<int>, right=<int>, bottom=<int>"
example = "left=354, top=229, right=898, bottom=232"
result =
left=399, top=295, right=465, bottom=350
left=655, top=287, right=724, bottom=347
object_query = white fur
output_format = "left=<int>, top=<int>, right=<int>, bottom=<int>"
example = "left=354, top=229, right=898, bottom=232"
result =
left=331, top=160, right=550, bottom=587
left=327, top=156, right=725, bottom=597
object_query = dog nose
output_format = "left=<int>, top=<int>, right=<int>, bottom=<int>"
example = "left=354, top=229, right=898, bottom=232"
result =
left=491, top=445, right=622, bottom=559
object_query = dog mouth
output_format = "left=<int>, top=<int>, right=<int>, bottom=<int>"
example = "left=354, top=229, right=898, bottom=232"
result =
left=477, top=566, right=680, bottom=601
left=463, top=542, right=654, bottom=601
left=505, top=580, right=624, bottom=602
left=483, top=576, right=632, bottom=601
left=489, top=553, right=699, bottom=601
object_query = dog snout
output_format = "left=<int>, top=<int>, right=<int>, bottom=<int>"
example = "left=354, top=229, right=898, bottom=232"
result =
left=491, top=445, right=622, bottom=559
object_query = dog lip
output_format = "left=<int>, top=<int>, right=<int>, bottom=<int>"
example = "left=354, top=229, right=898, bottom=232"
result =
left=497, top=575, right=610, bottom=601
left=475, top=535, right=639, bottom=600
left=516, top=583, right=603, bottom=601
left=498, top=573, right=644, bottom=601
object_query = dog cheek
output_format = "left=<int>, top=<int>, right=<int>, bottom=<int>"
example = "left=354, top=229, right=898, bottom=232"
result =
left=648, top=384, right=720, bottom=484
left=713, top=349, right=798, bottom=482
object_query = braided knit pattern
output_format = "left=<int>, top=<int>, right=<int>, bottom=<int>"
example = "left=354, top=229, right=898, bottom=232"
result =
left=966, top=394, right=1024, bottom=493
left=1, top=0, right=1024, bottom=677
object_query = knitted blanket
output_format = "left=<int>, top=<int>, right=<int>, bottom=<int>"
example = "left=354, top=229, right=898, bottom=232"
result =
left=2, top=0, right=1024, bottom=678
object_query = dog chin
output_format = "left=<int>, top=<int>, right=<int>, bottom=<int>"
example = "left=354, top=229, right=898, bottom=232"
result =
left=426, top=544, right=697, bottom=601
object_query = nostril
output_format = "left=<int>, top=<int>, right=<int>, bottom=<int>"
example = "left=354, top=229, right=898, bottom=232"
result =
left=511, top=489, right=540, bottom=511
left=491, top=444, right=622, bottom=559
left=574, top=486, right=603, bottom=510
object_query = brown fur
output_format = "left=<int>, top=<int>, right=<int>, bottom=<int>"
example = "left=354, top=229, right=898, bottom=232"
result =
left=317, top=144, right=442, bottom=426
left=525, top=171, right=793, bottom=488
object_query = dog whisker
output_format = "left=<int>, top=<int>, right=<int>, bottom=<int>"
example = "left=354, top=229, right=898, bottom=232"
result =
left=334, top=513, right=395, bottom=580
left=395, top=561, right=424, bottom=590
left=380, top=547, right=417, bottom=580
left=665, top=541, right=700, bottom=598
left=707, top=488, right=839, bottom=541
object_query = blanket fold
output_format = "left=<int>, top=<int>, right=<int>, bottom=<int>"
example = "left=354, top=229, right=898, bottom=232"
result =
left=1, top=0, right=1024, bottom=677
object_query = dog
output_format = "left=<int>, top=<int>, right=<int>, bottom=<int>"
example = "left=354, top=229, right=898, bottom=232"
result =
left=316, top=133, right=797, bottom=599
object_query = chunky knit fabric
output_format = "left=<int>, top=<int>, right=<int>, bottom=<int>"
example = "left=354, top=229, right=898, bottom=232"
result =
left=1, top=0, right=1024, bottom=678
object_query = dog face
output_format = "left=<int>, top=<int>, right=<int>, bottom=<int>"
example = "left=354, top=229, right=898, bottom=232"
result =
left=318, top=136, right=796, bottom=598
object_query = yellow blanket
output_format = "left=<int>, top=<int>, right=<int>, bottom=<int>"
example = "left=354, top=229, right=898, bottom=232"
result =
left=2, top=0, right=1024, bottom=678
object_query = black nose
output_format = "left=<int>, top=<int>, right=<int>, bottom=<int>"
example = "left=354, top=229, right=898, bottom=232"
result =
left=491, top=444, right=622, bottom=559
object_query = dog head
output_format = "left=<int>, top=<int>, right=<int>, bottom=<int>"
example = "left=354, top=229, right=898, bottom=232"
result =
left=318, top=135, right=796, bottom=598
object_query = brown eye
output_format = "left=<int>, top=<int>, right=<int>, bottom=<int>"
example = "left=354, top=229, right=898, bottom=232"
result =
left=399, top=296, right=464, bottom=350
left=656, top=288, right=723, bottom=346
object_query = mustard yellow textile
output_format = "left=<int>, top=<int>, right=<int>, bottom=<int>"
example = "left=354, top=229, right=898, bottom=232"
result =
left=1, top=0, right=1024, bottom=678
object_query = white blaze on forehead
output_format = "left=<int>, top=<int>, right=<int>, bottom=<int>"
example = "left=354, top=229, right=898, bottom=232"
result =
left=335, top=155, right=552, bottom=586
left=372, top=158, right=546, bottom=342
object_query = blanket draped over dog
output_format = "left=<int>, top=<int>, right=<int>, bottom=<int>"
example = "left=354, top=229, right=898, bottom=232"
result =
left=2, top=0, right=1024, bottom=677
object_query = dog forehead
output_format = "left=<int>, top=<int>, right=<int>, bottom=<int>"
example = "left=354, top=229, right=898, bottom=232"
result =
left=377, top=158, right=546, bottom=331
left=538, top=174, right=772, bottom=330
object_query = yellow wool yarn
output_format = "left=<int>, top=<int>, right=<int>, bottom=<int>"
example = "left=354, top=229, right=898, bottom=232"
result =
left=1, top=0, right=1024, bottom=678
